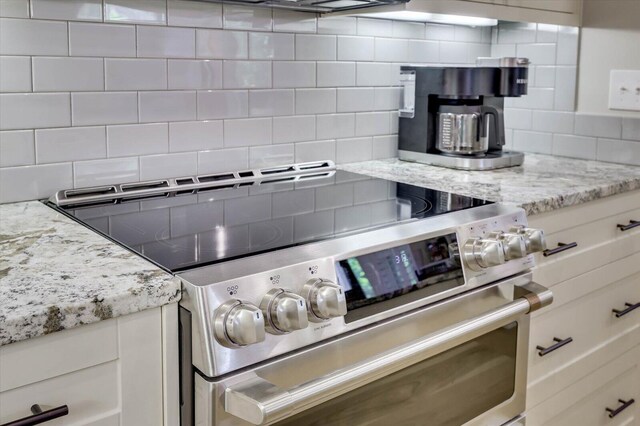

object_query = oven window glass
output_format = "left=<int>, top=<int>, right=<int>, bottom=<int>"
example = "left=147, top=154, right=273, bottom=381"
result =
left=336, top=233, right=464, bottom=321
left=274, top=323, right=518, bottom=426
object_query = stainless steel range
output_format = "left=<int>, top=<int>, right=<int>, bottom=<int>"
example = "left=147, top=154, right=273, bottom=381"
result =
left=48, top=161, right=552, bottom=426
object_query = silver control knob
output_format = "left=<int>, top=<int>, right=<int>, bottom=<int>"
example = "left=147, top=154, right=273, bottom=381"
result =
left=303, top=278, right=347, bottom=323
left=260, top=288, right=309, bottom=334
left=509, top=225, right=546, bottom=254
left=489, top=231, right=527, bottom=260
left=213, top=300, right=265, bottom=348
left=463, top=237, right=506, bottom=271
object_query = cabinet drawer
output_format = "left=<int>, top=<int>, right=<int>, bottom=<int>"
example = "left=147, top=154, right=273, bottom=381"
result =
left=528, top=272, right=640, bottom=389
left=527, top=345, right=640, bottom=426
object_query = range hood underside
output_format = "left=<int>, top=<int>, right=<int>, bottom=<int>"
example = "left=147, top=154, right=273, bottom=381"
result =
left=197, top=0, right=410, bottom=13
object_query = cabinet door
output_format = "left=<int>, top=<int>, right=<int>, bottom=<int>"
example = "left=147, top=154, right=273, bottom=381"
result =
left=507, top=0, right=579, bottom=13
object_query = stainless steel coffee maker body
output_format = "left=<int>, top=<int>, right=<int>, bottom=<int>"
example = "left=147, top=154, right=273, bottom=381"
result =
left=398, top=58, right=529, bottom=170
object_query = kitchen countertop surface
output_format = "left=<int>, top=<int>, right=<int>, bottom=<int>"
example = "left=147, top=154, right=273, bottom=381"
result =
left=0, top=201, right=181, bottom=346
left=340, top=153, right=640, bottom=215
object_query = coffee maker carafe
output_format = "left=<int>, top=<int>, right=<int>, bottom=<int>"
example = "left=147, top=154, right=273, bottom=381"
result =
left=398, top=57, right=529, bottom=170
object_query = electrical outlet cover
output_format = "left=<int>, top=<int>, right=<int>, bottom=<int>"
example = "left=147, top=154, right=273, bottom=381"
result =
left=609, top=70, right=640, bottom=112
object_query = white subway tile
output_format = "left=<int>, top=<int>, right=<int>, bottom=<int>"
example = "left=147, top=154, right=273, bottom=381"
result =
left=224, top=61, right=271, bottom=89
left=108, top=123, right=168, bottom=157
left=104, top=58, right=166, bottom=91
left=0, top=56, right=31, bottom=92
left=552, top=134, right=596, bottom=160
left=32, top=57, right=103, bottom=92
left=574, top=114, right=622, bottom=139
left=140, top=152, right=197, bottom=180
left=425, top=24, right=455, bottom=41
left=250, top=144, right=294, bottom=169
left=196, top=29, right=247, bottom=59
left=527, top=66, right=537, bottom=86
left=355, top=112, right=390, bottom=137
left=295, top=139, right=335, bottom=163
left=337, top=87, right=375, bottom=113
left=223, top=4, right=271, bottom=31
left=554, top=66, right=577, bottom=111
left=74, top=157, right=138, bottom=187
left=36, top=126, right=106, bottom=164
left=138, top=26, right=195, bottom=58
left=407, top=40, right=439, bottom=63
left=318, top=16, right=356, bottom=35
left=224, top=117, right=272, bottom=147
left=556, top=26, right=579, bottom=65
left=1, top=93, right=70, bottom=130
left=224, top=193, right=272, bottom=226
left=512, top=130, right=552, bottom=154
left=357, top=63, right=392, bottom=87
left=139, top=91, right=196, bottom=123
left=336, top=137, right=372, bottom=163
left=294, top=210, right=334, bottom=241
left=249, top=32, right=294, bottom=60
left=505, top=88, right=554, bottom=110
left=439, top=41, right=469, bottom=64
left=534, top=66, right=556, bottom=87
left=491, top=43, right=516, bottom=58
left=454, top=26, right=483, bottom=43
left=392, top=21, right=424, bottom=39
left=536, top=24, right=558, bottom=42
left=72, top=92, right=137, bottom=126
left=0, top=163, right=72, bottom=203
left=497, top=22, right=537, bottom=44
left=374, top=87, right=402, bottom=111
left=622, top=118, right=640, bottom=142
left=168, top=0, right=222, bottom=28
left=317, top=113, right=355, bottom=140
left=372, top=135, right=398, bottom=160
left=295, top=89, right=336, bottom=115
left=389, top=111, right=399, bottom=133
left=273, top=9, right=316, bottom=33
left=353, top=179, right=389, bottom=205
left=596, top=138, right=640, bottom=166
left=249, top=89, right=294, bottom=117
left=31, top=0, right=102, bottom=21
left=337, top=36, right=374, bottom=61
left=0, top=0, right=29, bottom=18
left=198, top=147, right=248, bottom=174
left=516, top=43, right=556, bottom=66
left=0, top=130, right=34, bottom=167
left=317, top=62, right=356, bottom=87
left=374, top=38, right=407, bottom=62
left=273, top=115, right=315, bottom=144
left=273, top=61, right=315, bottom=88
left=168, top=120, right=222, bottom=153
left=357, top=18, right=391, bottom=37
left=296, top=34, right=336, bottom=61
left=467, top=43, right=490, bottom=63
left=197, top=90, right=248, bottom=119
left=104, top=0, right=166, bottom=25
left=504, top=108, right=532, bottom=130
left=168, top=59, right=222, bottom=90
left=69, top=22, right=136, bottom=57
left=531, top=110, right=574, bottom=133
left=0, top=18, right=68, bottom=56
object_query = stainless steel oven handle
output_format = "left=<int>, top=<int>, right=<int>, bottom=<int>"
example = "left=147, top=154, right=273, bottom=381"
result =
left=224, top=282, right=552, bottom=425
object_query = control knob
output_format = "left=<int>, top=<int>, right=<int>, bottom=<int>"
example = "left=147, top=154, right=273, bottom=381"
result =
left=260, top=288, right=309, bottom=334
left=303, top=279, right=347, bottom=323
left=213, top=300, right=265, bottom=348
left=488, top=231, right=527, bottom=260
left=463, top=236, right=506, bottom=271
left=509, top=225, right=546, bottom=254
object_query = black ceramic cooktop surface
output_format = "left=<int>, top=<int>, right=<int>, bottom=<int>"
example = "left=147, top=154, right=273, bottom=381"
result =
left=53, top=170, right=490, bottom=272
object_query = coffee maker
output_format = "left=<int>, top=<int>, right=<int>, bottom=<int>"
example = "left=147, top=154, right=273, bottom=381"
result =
left=398, top=57, right=529, bottom=170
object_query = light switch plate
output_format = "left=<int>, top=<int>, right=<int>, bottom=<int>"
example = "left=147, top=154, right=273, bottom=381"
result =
left=609, top=70, right=640, bottom=111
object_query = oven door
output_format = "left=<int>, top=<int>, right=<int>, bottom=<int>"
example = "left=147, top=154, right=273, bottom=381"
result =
left=192, top=277, right=551, bottom=426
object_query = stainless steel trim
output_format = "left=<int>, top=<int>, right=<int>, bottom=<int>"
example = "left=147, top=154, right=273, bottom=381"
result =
left=224, top=283, right=552, bottom=425
left=476, top=57, right=530, bottom=68
left=399, top=150, right=525, bottom=170
left=49, top=160, right=335, bottom=207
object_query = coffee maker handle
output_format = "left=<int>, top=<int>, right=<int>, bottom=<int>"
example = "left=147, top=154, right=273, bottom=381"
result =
left=481, top=105, right=505, bottom=146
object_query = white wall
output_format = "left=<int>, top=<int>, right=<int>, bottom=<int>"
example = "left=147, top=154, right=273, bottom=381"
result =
left=576, top=0, right=640, bottom=117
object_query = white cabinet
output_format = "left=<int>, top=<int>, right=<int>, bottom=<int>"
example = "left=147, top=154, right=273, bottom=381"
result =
left=0, top=304, right=179, bottom=426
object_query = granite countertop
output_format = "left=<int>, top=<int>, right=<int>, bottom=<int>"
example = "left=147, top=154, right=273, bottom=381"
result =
left=340, top=153, right=640, bottom=215
left=0, top=201, right=181, bottom=346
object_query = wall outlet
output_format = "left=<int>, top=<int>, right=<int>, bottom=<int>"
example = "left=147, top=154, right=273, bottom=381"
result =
left=609, top=70, right=640, bottom=111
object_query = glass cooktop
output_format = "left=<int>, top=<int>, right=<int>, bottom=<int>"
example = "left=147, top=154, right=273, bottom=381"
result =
left=50, top=170, right=490, bottom=273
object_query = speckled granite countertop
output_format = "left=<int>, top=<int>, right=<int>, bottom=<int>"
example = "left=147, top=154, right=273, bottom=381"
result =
left=340, top=154, right=640, bottom=215
left=0, top=201, right=180, bottom=346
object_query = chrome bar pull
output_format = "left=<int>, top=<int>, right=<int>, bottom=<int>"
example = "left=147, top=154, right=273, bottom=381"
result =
left=612, top=302, right=640, bottom=318
left=617, top=220, right=639, bottom=231
left=536, top=336, right=573, bottom=356
left=606, top=398, right=635, bottom=418
left=543, top=242, right=577, bottom=257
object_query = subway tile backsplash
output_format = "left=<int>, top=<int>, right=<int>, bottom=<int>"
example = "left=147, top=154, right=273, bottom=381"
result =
left=0, top=3, right=638, bottom=204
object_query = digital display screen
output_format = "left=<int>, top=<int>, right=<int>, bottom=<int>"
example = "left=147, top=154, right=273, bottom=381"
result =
left=336, top=233, right=463, bottom=313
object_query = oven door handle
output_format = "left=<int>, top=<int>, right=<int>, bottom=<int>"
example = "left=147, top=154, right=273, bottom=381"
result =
left=224, top=282, right=552, bottom=425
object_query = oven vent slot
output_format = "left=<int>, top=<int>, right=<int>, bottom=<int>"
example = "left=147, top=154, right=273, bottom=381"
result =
left=198, top=173, right=235, bottom=183
left=238, top=171, right=254, bottom=178
left=121, top=180, right=169, bottom=192
left=261, top=177, right=296, bottom=184
left=197, top=184, right=235, bottom=193
left=299, top=172, right=331, bottom=180
left=261, top=166, right=296, bottom=175
left=64, top=186, right=117, bottom=199
left=299, top=161, right=330, bottom=170
left=176, top=177, right=195, bottom=185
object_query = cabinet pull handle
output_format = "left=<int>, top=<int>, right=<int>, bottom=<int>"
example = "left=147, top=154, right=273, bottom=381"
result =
left=606, top=398, right=635, bottom=418
left=612, top=302, right=640, bottom=318
left=617, top=220, right=639, bottom=231
left=1, top=404, right=69, bottom=426
left=536, top=336, right=573, bottom=356
left=542, top=242, right=577, bottom=257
